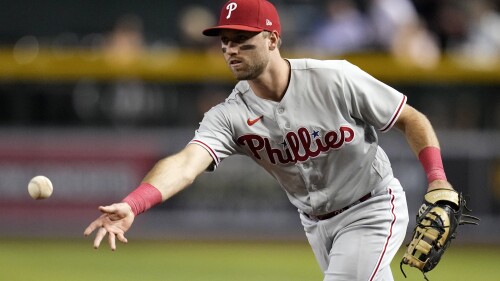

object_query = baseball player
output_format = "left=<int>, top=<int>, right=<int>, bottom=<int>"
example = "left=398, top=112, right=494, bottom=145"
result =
left=84, top=1, right=456, bottom=280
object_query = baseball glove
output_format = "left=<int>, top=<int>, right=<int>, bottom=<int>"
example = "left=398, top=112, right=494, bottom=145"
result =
left=400, top=188, right=479, bottom=280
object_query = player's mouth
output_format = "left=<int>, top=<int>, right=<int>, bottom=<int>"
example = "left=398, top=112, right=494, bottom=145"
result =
left=229, top=59, right=244, bottom=69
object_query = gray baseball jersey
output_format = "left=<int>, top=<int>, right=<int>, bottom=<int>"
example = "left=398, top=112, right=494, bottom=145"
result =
left=190, top=59, right=406, bottom=216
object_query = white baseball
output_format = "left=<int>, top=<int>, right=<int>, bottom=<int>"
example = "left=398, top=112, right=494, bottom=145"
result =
left=28, top=175, right=53, bottom=200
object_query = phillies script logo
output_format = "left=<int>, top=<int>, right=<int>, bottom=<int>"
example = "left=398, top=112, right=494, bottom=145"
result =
left=237, top=126, right=355, bottom=164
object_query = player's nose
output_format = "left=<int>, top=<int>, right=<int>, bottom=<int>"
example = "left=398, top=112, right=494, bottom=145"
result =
left=225, top=42, right=239, bottom=54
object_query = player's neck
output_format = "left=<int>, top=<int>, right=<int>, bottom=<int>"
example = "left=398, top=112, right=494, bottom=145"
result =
left=248, top=57, right=290, bottom=102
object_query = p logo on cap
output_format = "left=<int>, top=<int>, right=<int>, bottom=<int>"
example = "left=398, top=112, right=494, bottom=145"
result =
left=226, top=2, right=238, bottom=19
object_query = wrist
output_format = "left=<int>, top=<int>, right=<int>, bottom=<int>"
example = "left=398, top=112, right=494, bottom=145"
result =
left=418, top=146, right=447, bottom=184
left=427, top=180, right=453, bottom=192
left=121, top=201, right=134, bottom=215
left=122, top=183, right=163, bottom=216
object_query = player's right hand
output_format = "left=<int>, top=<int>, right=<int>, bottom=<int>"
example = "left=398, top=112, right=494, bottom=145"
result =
left=83, top=202, right=135, bottom=251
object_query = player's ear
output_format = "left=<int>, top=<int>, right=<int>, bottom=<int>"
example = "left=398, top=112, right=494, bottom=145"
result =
left=268, top=30, right=280, bottom=50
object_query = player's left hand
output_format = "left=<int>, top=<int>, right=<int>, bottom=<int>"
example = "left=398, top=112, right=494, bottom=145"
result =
left=400, top=188, right=479, bottom=280
left=83, top=202, right=135, bottom=251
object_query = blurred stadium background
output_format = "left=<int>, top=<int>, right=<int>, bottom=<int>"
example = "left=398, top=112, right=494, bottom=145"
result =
left=0, top=0, right=499, bottom=280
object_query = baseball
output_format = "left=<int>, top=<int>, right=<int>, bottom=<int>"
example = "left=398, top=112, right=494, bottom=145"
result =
left=28, top=175, right=53, bottom=200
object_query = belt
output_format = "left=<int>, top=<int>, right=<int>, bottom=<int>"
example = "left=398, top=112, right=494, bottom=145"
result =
left=304, top=192, right=372, bottom=221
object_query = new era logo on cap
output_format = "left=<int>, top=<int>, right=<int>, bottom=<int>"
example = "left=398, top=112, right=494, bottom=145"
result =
left=203, top=0, right=281, bottom=36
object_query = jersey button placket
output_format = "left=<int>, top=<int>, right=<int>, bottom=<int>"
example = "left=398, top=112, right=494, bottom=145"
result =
left=275, top=106, right=289, bottom=132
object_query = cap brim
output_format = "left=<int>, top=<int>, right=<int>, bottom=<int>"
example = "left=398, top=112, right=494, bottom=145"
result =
left=202, top=25, right=264, bottom=36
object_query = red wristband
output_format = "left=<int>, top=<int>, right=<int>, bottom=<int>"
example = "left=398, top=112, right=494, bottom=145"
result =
left=122, top=183, right=163, bottom=216
left=418, top=146, right=447, bottom=183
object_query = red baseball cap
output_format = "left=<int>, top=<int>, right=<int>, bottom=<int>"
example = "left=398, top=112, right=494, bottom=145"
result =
left=202, top=0, right=281, bottom=37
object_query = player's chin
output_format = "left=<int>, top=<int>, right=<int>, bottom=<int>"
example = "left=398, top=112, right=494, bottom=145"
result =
left=229, top=64, right=245, bottom=75
left=231, top=70, right=249, bottom=81
left=233, top=69, right=260, bottom=81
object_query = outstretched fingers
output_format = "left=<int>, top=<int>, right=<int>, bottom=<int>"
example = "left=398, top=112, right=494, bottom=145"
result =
left=94, top=226, right=108, bottom=249
left=117, top=232, right=128, bottom=244
left=84, top=203, right=134, bottom=250
left=107, top=230, right=117, bottom=251
left=83, top=214, right=105, bottom=237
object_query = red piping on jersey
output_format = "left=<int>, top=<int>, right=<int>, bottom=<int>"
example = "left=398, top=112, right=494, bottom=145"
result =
left=190, top=140, right=220, bottom=164
left=369, top=187, right=396, bottom=281
left=380, top=95, right=407, bottom=132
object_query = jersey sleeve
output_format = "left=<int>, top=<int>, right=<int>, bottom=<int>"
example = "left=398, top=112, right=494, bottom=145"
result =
left=189, top=104, right=238, bottom=171
left=341, top=60, right=406, bottom=132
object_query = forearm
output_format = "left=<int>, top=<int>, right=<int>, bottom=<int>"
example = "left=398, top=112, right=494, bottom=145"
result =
left=395, top=105, right=451, bottom=190
left=123, top=144, right=213, bottom=215
left=142, top=152, right=199, bottom=201
left=395, top=105, right=439, bottom=156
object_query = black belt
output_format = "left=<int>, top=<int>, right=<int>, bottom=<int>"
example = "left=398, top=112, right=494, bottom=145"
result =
left=305, top=192, right=372, bottom=221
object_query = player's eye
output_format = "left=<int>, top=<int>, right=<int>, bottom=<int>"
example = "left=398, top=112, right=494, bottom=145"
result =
left=221, top=35, right=250, bottom=46
left=234, top=35, right=249, bottom=43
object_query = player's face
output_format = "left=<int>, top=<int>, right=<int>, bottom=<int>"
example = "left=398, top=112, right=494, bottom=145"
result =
left=220, top=30, right=271, bottom=81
